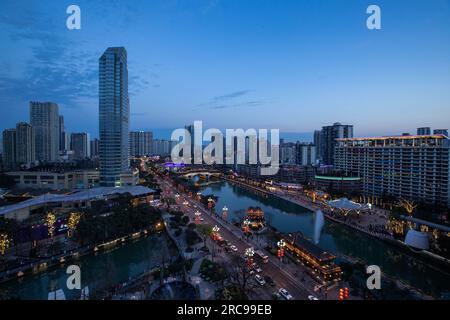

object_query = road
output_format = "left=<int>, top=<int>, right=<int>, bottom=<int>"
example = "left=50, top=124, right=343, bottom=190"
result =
left=157, top=175, right=317, bottom=300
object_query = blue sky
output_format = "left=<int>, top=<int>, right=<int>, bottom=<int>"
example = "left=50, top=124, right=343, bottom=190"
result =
left=0, top=0, right=449, bottom=139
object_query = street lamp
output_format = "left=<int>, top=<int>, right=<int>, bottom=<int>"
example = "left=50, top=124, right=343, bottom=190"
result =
left=194, top=211, right=202, bottom=224
left=207, top=197, right=214, bottom=210
left=245, top=247, right=255, bottom=268
left=222, top=206, right=228, bottom=221
left=277, top=239, right=286, bottom=265
left=243, top=219, right=251, bottom=234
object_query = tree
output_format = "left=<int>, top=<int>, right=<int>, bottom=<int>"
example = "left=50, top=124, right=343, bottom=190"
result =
left=0, top=233, right=11, bottom=256
left=187, top=222, right=197, bottom=231
left=67, top=212, right=81, bottom=237
left=46, top=212, right=56, bottom=239
left=197, top=224, right=213, bottom=245
left=223, top=255, right=257, bottom=299
left=181, top=215, right=190, bottom=225
left=397, top=199, right=418, bottom=216
left=185, top=229, right=200, bottom=246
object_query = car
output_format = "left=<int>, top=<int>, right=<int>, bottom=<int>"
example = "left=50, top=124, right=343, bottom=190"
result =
left=230, top=245, right=238, bottom=252
left=251, top=263, right=262, bottom=273
left=308, top=295, right=319, bottom=300
left=255, top=274, right=266, bottom=286
left=278, top=288, right=293, bottom=300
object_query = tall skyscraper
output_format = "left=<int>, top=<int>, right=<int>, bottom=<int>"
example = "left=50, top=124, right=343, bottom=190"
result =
left=90, top=138, right=99, bottom=158
left=296, top=142, right=317, bottom=166
left=129, top=131, right=153, bottom=156
left=99, top=47, right=130, bottom=187
left=61, top=131, right=71, bottom=152
left=15, top=122, right=35, bottom=164
left=71, top=133, right=91, bottom=159
left=280, top=142, right=296, bottom=164
left=320, top=122, right=353, bottom=166
left=2, top=128, right=16, bottom=170
left=313, top=130, right=322, bottom=161
left=417, top=127, right=431, bottom=135
left=59, top=115, right=65, bottom=152
left=30, top=101, right=60, bottom=161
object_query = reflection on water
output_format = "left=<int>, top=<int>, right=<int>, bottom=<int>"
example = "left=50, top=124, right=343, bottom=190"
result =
left=0, top=233, right=167, bottom=300
left=201, top=181, right=450, bottom=297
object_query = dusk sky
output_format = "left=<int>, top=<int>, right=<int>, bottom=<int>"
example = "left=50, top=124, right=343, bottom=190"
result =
left=1, top=0, right=449, bottom=139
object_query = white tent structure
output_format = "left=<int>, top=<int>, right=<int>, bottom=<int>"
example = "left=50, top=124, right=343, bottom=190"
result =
left=327, top=198, right=371, bottom=216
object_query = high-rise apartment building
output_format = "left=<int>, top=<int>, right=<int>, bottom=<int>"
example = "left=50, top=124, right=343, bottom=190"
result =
left=59, top=115, right=65, bottom=152
left=280, top=142, right=296, bottom=164
left=99, top=47, right=130, bottom=187
left=129, top=131, right=153, bottom=156
left=71, top=133, right=91, bottom=159
left=314, top=130, right=322, bottom=162
left=15, top=122, right=35, bottom=165
left=334, top=135, right=450, bottom=206
left=2, top=129, right=16, bottom=171
left=296, top=143, right=317, bottom=166
left=90, top=138, right=99, bottom=158
left=320, top=122, right=353, bottom=166
left=30, top=101, right=60, bottom=161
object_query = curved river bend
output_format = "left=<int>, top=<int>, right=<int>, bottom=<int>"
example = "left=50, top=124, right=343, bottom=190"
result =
left=201, top=182, right=450, bottom=298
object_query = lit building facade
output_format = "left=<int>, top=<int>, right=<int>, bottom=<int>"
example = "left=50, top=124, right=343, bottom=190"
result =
left=334, top=135, right=450, bottom=206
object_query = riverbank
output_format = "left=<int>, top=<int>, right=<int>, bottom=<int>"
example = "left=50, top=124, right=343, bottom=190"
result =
left=225, top=177, right=450, bottom=269
left=0, top=227, right=160, bottom=285
left=221, top=177, right=450, bottom=299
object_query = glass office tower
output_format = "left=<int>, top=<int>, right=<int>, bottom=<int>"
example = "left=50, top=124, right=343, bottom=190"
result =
left=99, top=47, right=130, bottom=187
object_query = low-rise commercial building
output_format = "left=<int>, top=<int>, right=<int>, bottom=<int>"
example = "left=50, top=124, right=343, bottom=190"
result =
left=6, top=170, right=100, bottom=190
left=0, top=185, right=156, bottom=221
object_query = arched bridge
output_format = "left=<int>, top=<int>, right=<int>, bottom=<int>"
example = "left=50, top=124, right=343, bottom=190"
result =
left=179, top=169, right=222, bottom=179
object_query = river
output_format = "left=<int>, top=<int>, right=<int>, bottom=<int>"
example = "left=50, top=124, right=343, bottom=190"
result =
left=0, top=233, right=171, bottom=300
left=2, top=180, right=449, bottom=299
left=200, top=181, right=450, bottom=298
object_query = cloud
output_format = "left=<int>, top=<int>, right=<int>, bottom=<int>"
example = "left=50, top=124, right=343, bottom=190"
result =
left=0, top=1, right=152, bottom=114
left=194, top=90, right=263, bottom=110
left=212, top=90, right=251, bottom=102
left=211, top=101, right=263, bottom=110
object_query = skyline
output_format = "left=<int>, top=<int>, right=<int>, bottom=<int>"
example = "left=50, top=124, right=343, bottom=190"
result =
left=1, top=0, right=450, bottom=138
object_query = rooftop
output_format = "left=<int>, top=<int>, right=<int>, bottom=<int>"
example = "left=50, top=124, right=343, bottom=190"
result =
left=0, top=186, right=155, bottom=216
left=337, top=134, right=448, bottom=141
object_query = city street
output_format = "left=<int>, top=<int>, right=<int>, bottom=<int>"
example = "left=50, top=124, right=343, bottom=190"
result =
left=157, top=176, right=319, bottom=300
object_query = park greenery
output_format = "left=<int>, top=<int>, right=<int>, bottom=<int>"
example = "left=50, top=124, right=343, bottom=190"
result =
left=75, top=194, right=162, bottom=245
